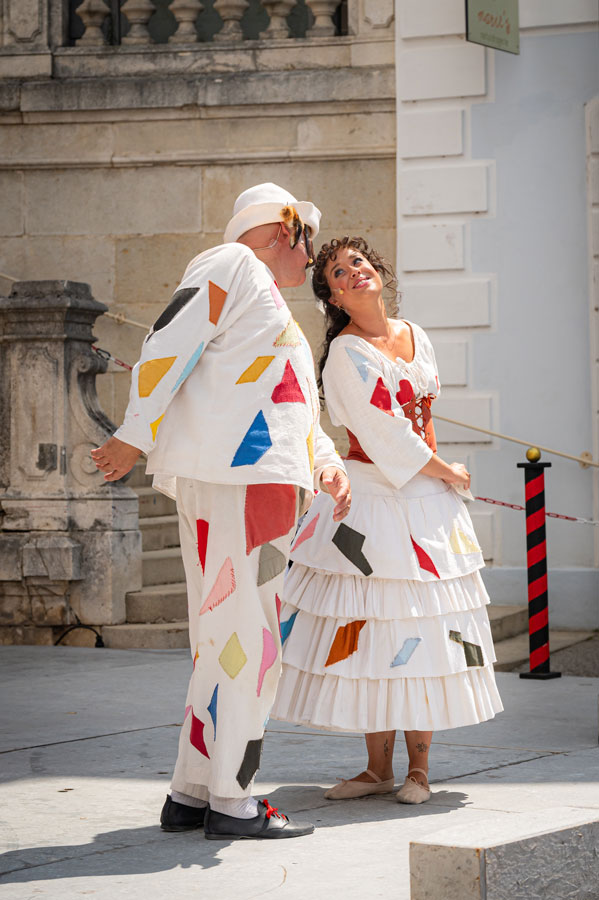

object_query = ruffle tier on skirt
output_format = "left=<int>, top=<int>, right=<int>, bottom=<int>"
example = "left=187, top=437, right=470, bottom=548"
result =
left=271, top=461, right=503, bottom=733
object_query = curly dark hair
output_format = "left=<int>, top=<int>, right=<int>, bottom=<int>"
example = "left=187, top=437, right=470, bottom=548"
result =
left=312, top=236, right=399, bottom=389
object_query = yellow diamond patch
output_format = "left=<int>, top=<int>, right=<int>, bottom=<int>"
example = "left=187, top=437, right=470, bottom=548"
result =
left=236, top=356, right=275, bottom=384
left=450, top=524, right=480, bottom=554
left=219, top=632, right=247, bottom=679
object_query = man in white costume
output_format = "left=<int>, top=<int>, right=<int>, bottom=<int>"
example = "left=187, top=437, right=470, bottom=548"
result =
left=91, top=183, right=350, bottom=840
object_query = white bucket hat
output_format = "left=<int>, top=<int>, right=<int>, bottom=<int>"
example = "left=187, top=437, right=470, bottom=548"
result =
left=223, top=182, right=321, bottom=243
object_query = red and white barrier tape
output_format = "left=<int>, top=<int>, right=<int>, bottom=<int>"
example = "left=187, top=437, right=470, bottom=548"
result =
left=475, top=496, right=599, bottom=526
left=92, top=345, right=133, bottom=372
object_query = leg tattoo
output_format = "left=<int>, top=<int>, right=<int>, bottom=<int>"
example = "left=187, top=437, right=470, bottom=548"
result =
left=383, top=738, right=389, bottom=757
left=415, top=742, right=428, bottom=754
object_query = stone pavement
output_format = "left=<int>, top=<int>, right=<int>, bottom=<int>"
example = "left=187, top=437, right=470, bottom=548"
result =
left=1, top=646, right=598, bottom=900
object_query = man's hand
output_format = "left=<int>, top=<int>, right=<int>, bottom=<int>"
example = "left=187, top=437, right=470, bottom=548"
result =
left=320, top=466, right=351, bottom=521
left=90, top=436, right=142, bottom=482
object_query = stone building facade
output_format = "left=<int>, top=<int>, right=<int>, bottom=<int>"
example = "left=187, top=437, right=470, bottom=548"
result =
left=1, top=0, right=598, bottom=642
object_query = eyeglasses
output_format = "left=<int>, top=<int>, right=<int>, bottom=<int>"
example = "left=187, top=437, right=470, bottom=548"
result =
left=282, top=205, right=315, bottom=268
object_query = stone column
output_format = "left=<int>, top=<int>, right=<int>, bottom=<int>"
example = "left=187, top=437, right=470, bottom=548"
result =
left=0, top=281, right=142, bottom=644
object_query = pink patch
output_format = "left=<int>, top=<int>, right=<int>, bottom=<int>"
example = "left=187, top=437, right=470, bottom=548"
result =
left=291, top=512, right=320, bottom=553
left=184, top=704, right=192, bottom=720
left=396, top=379, right=414, bottom=406
left=370, top=377, right=393, bottom=414
left=270, top=281, right=285, bottom=309
left=196, top=519, right=209, bottom=573
left=257, top=628, right=278, bottom=697
left=190, top=710, right=210, bottom=758
left=271, top=359, right=306, bottom=404
left=411, top=536, right=440, bottom=579
left=199, top=557, right=236, bottom=614
left=275, top=593, right=282, bottom=625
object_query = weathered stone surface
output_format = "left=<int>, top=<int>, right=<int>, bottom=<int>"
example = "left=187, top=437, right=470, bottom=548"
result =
left=0, top=625, right=53, bottom=645
left=0, top=171, right=24, bottom=237
left=0, top=281, right=142, bottom=634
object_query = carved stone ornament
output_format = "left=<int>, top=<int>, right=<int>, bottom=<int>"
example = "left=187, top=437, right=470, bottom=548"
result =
left=363, top=0, right=394, bottom=29
left=169, top=0, right=203, bottom=43
left=213, top=0, right=249, bottom=41
left=76, top=0, right=110, bottom=46
left=259, top=0, right=294, bottom=39
left=305, top=0, right=338, bottom=37
left=121, top=0, right=155, bottom=45
left=7, top=0, right=43, bottom=43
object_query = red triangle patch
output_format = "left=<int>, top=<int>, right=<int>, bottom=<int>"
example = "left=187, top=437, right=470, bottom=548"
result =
left=411, top=536, right=440, bottom=578
left=370, top=377, right=393, bottom=415
left=196, top=519, right=209, bottom=573
left=244, top=483, right=297, bottom=555
left=190, top=710, right=210, bottom=758
left=271, top=359, right=306, bottom=404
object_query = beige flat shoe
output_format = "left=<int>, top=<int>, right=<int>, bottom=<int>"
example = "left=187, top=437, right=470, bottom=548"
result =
left=324, top=768, right=395, bottom=800
left=396, top=768, right=431, bottom=804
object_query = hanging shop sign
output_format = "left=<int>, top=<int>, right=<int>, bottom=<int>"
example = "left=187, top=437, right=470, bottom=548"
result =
left=466, top=0, right=520, bottom=55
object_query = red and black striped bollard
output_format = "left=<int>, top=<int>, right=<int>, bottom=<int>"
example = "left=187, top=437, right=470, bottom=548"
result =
left=517, top=450, right=561, bottom=680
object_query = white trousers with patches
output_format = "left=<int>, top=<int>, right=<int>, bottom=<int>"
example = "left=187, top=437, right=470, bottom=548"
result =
left=170, top=478, right=299, bottom=800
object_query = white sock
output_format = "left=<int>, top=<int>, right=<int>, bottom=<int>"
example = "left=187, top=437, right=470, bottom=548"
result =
left=170, top=790, right=207, bottom=809
left=209, top=794, right=259, bottom=819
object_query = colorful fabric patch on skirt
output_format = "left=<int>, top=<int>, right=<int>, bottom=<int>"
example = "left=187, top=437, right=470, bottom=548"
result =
left=411, top=536, right=440, bottom=578
left=257, top=542, right=287, bottom=586
left=325, top=620, right=367, bottom=667
left=449, top=630, right=484, bottom=667
left=390, top=637, right=422, bottom=667
left=332, top=524, right=373, bottom=576
left=236, top=738, right=263, bottom=790
left=190, top=710, right=210, bottom=759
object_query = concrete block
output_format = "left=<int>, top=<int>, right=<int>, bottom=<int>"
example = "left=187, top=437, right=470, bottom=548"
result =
left=24, top=167, right=202, bottom=236
left=69, top=529, right=142, bottom=625
left=0, top=535, right=23, bottom=581
left=22, top=535, right=82, bottom=580
left=0, top=122, right=114, bottom=167
left=0, top=592, right=32, bottom=626
left=433, top=394, right=492, bottom=442
left=255, top=43, right=350, bottom=72
left=125, top=582, right=188, bottom=622
left=136, top=487, right=177, bottom=518
left=349, top=39, right=395, bottom=68
left=398, top=0, right=465, bottom=38
left=0, top=171, right=24, bottom=236
left=398, top=109, right=463, bottom=159
left=433, top=339, right=468, bottom=386
left=398, top=43, right=486, bottom=101
left=101, top=621, right=189, bottom=649
left=591, top=158, right=599, bottom=204
left=139, top=515, right=181, bottom=551
left=142, top=547, right=185, bottom=587
left=362, top=0, right=395, bottom=29
left=297, top=112, right=394, bottom=153
left=401, top=279, right=492, bottom=328
left=114, top=234, right=213, bottom=312
left=469, top=507, right=495, bottom=561
left=0, top=53, right=52, bottom=79
left=0, top=235, right=115, bottom=307
left=410, top=807, right=599, bottom=900
left=30, top=589, right=72, bottom=626
left=20, top=77, right=199, bottom=113
left=0, top=625, right=53, bottom=645
left=401, top=164, right=488, bottom=215
left=520, top=0, right=598, bottom=28
left=589, top=99, right=599, bottom=153
left=592, top=208, right=599, bottom=251
left=400, top=224, right=465, bottom=271
left=202, top=159, right=396, bottom=234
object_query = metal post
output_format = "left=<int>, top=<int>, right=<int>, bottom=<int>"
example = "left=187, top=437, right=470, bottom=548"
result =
left=517, top=449, right=561, bottom=680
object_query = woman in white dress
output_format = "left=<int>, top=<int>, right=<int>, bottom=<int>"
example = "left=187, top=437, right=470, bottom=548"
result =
left=271, top=237, right=503, bottom=804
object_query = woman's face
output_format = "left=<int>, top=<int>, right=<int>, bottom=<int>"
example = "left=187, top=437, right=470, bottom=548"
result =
left=324, top=247, right=383, bottom=311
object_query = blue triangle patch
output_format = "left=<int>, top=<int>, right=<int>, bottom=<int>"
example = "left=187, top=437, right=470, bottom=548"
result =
left=280, top=611, right=298, bottom=644
left=345, top=347, right=370, bottom=382
left=231, top=410, right=272, bottom=467
left=207, top=684, right=218, bottom=740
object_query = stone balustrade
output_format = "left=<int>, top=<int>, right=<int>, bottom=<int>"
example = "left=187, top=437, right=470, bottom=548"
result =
left=73, top=0, right=342, bottom=45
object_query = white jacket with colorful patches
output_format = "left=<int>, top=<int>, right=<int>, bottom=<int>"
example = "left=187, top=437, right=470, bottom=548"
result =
left=114, top=242, right=342, bottom=498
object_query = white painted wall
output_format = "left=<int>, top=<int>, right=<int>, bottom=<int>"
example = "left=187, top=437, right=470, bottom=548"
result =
left=395, top=0, right=599, bottom=626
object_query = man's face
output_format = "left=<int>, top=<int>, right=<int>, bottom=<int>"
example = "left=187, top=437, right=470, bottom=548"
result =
left=275, top=227, right=311, bottom=288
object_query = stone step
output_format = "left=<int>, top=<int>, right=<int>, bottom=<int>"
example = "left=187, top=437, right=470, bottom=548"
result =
left=487, top=604, right=528, bottom=643
left=139, top=515, right=180, bottom=551
left=136, top=486, right=177, bottom=518
left=142, top=547, right=185, bottom=586
left=126, top=582, right=188, bottom=623
left=102, top=622, right=189, bottom=650
left=494, top=629, right=594, bottom=672
left=128, top=461, right=153, bottom=489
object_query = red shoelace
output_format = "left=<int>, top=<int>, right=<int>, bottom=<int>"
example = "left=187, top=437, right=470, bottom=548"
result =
left=262, top=799, right=286, bottom=820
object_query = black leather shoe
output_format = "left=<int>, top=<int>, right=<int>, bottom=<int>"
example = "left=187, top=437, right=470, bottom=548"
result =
left=160, top=795, right=206, bottom=832
left=204, top=799, right=314, bottom=840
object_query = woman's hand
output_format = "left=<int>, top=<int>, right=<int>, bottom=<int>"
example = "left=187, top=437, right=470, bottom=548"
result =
left=442, top=462, right=470, bottom=490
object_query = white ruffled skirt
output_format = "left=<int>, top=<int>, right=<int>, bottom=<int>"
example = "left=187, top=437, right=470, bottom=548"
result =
left=271, top=461, right=503, bottom=733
